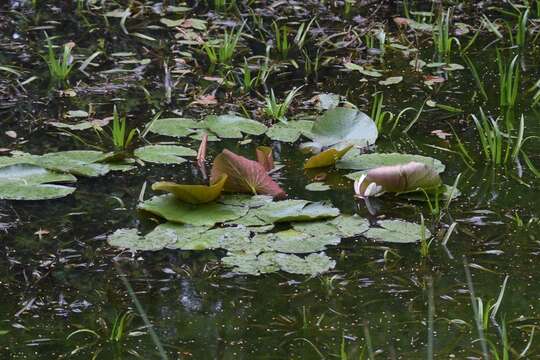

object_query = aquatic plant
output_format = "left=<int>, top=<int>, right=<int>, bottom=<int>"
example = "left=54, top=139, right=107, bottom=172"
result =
left=353, top=162, right=442, bottom=198
left=497, top=51, right=520, bottom=108
left=202, top=23, right=244, bottom=65
left=433, top=8, right=459, bottom=58
left=370, top=92, right=394, bottom=131
left=110, top=106, right=137, bottom=151
left=264, top=87, right=302, bottom=123
left=43, top=36, right=75, bottom=85
left=272, top=22, right=290, bottom=59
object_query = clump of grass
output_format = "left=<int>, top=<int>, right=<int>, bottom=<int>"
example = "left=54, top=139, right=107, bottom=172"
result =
left=264, top=87, right=302, bottom=123
left=433, top=8, right=459, bottom=58
left=370, top=92, right=394, bottom=131
left=497, top=51, right=520, bottom=108
left=110, top=106, right=137, bottom=151
left=272, top=22, right=290, bottom=59
left=202, top=23, right=244, bottom=66
left=43, top=35, right=75, bottom=85
left=212, top=0, right=235, bottom=12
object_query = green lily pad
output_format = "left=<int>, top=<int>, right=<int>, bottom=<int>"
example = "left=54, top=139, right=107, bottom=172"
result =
left=305, top=182, right=330, bottom=191
left=222, top=252, right=280, bottom=275
left=0, top=150, right=112, bottom=177
left=138, top=194, right=249, bottom=226
left=134, top=145, right=197, bottom=165
left=255, top=200, right=340, bottom=223
left=274, top=252, right=336, bottom=275
left=292, top=215, right=369, bottom=238
left=148, top=118, right=204, bottom=138
left=203, top=115, right=267, bottom=139
left=378, top=76, right=403, bottom=86
left=108, top=227, right=176, bottom=251
left=266, top=120, right=314, bottom=143
left=159, top=223, right=219, bottom=250
left=0, top=164, right=77, bottom=200
left=339, top=152, right=445, bottom=174
left=363, top=219, right=430, bottom=243
left=306, top=108, right=378, bottom=149
left=266, top=229, right=341, bottom=253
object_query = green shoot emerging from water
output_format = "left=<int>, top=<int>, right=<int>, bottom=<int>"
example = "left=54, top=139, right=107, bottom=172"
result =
left=43, top=36, right=75, bottom=85
left=497, top=51, right=520, bottom=108
left=433, top=8, right=459, bottom=58
left=264, top=87, right=302, bottom=123
left=111, top=106, right=137, bottom=151
left=370, top=92, right=394, bottom=131
left=203, top=23, right=244, bottom=66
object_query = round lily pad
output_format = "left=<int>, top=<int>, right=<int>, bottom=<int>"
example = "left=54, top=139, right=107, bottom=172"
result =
left=134, top=145, right=197, bottom=165
left=363, top=219, right=431, bottom=243
left=203, top=115, right=267, bottom=138
left=138, top=194, right=249, bottom=226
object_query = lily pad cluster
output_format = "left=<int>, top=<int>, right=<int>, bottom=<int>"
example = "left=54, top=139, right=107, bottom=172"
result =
left=108, top=194, right=430, bottom=275
left=0, top=150, right=133, bottom=200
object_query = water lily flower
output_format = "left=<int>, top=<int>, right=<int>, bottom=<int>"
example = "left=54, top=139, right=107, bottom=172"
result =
left=354, top=161, right=441, bottom=198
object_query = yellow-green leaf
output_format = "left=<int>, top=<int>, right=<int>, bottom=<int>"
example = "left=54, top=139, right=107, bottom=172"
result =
left=151, top=174, right=228, bottom=204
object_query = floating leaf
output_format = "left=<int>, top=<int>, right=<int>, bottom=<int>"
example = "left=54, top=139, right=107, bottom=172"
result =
left=210, top=149, right=286, bottom=198
left=0, top=150, right=112, bottom=177
left=138, top=194, right=248, bottom=226
left=354, top=162, right=442, bottom=197
left=266, top=120, right=313, bottom=142
left=304, top=144, right=353, bottom=169
left=305, top=182, right=330, bottom=191
left=338, top=152, right=445, bottom=175
left=292, top=215, right=369, bottom=238
left=311, top=93, right=341, bottom=110
left=151, top=174, right=228, bottom=204
left=378, top=76, right=403, bottom=86
left=0, top=164, right=76, bottom=200
left=203, top=115, right=267, bottom=139
left=108, top=227, right=175, bottom=251
left=363, top=219, right=430, bottom=243
left=222, top=252, right=279, bottom=275
left=256, top=146, right=273, bottom=172
left=148, top=118, right=203, bottom=138
left=265, top=229, right=340, bottom=253
left=273, top=252, right=335, bottom=275
left=134, top=145, right=197, bottom=165
left=307, top=108, right=378, bottom=149
left=255, top=200, right=339, bottom=223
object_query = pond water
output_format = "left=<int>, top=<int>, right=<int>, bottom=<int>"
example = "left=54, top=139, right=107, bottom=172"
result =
left=1, top=1, right=540, bottom=359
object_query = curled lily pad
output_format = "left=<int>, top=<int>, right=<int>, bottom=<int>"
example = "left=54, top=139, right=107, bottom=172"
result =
left=339, top=152, right=445, bottom=174
left=363, top=219, right=430, bottom=243
left=210, top=149, right=286, bottom=198
left=203, top=115, right=267, bottom=139
left=306, top=108, right=378, bottom=150
left=134, top=145, right=197, bottom=165
left=152, top=174, right=228, bottom=204
left=304, top=144, right=353, bottom=169
left=256, top=146, right=273, bottom=172
left=354, top=162, right=442, bottom=197
left=0, top=164, right=77, bottom=200
left=138, top=194, right=248, bottom=226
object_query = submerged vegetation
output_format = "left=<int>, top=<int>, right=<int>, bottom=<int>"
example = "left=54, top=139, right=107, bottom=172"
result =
left=0, top=0, right=539, bottom=358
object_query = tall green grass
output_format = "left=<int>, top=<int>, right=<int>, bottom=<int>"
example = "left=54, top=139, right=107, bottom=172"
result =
left=496, top=51, right=520, bottom=108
